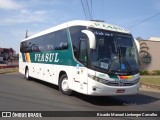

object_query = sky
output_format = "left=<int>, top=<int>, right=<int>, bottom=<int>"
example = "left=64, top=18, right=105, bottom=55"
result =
left=0, top=0, right=160, bottom=53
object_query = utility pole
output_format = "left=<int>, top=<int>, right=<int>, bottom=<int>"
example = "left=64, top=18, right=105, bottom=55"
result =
left=25, top=30, right=28, bottom=38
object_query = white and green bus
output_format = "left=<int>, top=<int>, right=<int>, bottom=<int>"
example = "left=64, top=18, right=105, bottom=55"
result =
left=19, top=20, right=140, bottom=96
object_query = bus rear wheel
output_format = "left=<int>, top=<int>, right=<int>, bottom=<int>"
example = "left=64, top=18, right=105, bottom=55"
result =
left=25, top=67, right=30, bottom=80
left=59, top=74, right=72, bottom=95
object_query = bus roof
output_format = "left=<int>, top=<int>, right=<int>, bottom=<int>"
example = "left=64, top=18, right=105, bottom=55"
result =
left=22, top=20, right=130, bottom=41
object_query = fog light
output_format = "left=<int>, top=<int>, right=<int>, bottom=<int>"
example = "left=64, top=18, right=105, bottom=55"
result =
left=93, top=87, right=96, bottom=91
left=92, top=86, right=101, bottom=92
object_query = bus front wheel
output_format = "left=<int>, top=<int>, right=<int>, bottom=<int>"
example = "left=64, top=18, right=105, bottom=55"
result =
left=59, top=74, right=72, bottom=95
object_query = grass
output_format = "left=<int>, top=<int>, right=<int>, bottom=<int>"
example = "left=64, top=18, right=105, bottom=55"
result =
left=0, top=67, right=19, bottom=74
left=140, top=70, right=160, bottom=75
left=140, top=78, right=160, bottom=85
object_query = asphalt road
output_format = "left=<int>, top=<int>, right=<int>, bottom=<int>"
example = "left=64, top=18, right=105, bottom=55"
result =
left=0, top=73, right=160, bottom=120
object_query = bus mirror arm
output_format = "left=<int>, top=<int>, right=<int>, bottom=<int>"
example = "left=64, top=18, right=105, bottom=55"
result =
left=134, top=39, right=140, bottom=53
left=81, top=30, right=96, bottom=49
left=73, top=46, right=77, bottom=56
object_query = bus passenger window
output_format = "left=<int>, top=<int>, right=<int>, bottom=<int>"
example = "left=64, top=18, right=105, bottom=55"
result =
left=44, top=33, right=55, bottom=51
left=46, top=45, right=54, bottom=51
left=55, top=29, right=68, bottom=50
left=39, top=46, right=44, bottom=51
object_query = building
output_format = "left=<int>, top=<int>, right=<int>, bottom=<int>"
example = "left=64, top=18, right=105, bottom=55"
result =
left=0, top=48, right=16, bottom=61
left=139, top=37, right=160, bottom=71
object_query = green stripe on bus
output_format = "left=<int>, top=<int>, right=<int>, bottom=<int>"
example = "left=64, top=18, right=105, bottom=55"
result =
left=109, top=75, right=119, bottom=79
left=28, top=50, right=78, bottom=66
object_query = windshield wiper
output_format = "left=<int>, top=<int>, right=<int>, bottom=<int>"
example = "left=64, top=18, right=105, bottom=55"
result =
left=107, top=46, right=122, bottom=75
left=121, top=55, right=132, bottom=74
left=117, top=45, right=132, bottom=74
left=117, top=46, right=122, bottom=70
left=107, top=57, right=116, bottom=74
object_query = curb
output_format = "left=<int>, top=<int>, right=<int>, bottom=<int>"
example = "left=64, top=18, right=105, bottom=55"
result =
left=141, top=76, right=160, bottom=78
left=140, top=84, right=160, bottom=93
left=141, top=83, right=160, bottom=89
left=140, top=87, right=160, bottom=93
left=0, top=65, right=18, bottom=69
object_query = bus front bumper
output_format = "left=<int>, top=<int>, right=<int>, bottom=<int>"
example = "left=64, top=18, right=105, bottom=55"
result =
left=87, top=81, right=140, bottom=96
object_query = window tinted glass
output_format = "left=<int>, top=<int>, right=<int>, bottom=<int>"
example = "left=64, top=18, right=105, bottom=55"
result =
left=31, top=38, right=40, bottom=52
left=20, top=42, right=27, bottom=52
left=69, top=26, right=86, bottom=58
left=79, top=38, right=88, bottom=66
left=44, top=32, right=55, bottom=51
left=55, top=29, right=68, bottom=50
left=39, top=36, right=45, bottom=52
left=20, top=28, right=68, bottom=53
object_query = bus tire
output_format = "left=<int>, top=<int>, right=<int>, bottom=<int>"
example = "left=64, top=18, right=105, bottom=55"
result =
left=59, top=74, right=72, bottom=95
left=25, top=67, right=30, bottom=80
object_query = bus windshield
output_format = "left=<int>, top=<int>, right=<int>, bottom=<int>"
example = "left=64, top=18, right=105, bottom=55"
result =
left=90, top=29, right=139, bottom=75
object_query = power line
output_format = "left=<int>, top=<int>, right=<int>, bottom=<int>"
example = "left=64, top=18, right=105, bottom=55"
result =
left=80, top=0, right=87, bottom=20
left=128, top=12, right=160, bottom=29
left=80, top=0, right=93, bottom=20
left=101, top=0, right=103, bottom=20
left=86, top=0, right=92, bottom=19
left=90, top=0, right=92, bottom=19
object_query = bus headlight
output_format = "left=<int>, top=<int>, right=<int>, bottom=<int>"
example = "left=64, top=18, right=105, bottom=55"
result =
left=88, top=74, right=140, bottom=86
left=88, top=74, right=109, bottom=84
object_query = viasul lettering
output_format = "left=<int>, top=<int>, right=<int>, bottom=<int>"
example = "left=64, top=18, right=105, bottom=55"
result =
left=35, top=53, right=59, bottom=63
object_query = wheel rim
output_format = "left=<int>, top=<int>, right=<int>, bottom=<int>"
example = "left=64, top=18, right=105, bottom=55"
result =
left=61, top=78, right=69, bottom=92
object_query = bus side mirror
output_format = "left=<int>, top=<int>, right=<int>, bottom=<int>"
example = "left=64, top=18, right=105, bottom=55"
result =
left=81, top=30, right=96, bottom=49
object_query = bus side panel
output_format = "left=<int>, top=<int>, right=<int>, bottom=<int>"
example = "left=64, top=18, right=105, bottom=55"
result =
left=54, top=65, right=74, bottom=88
left=55, top=65, right=88, bottom=95
left=38, top=64, right=89, bottom=95
left=28, top=63, right=44, bottom=80
left=29, top=63, right=57, bottom=84
left=43, top=64, right=57, bottom=84
left=73, top=66, right=88, bottom=94
left=19, top=61, right=26, bottom=75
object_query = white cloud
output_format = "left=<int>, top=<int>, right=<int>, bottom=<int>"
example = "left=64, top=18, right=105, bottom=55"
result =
left=0, top=9, right=48, bottom=25
left=20, top=9, right=46, bottom=16
left=0, top=0, right=74, bottom=25
left=34, top=10, right=46, bottom=15
left=0, top=0, right=23, bottom=10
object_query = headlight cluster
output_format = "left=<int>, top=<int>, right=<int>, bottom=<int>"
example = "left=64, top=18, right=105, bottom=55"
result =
left=88, top=74, right=140, bottom=86
left=88, top=74, right=109, bottom=84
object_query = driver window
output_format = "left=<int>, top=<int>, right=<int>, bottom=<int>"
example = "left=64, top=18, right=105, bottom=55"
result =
left=79, top=38, right=88, bottom=66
